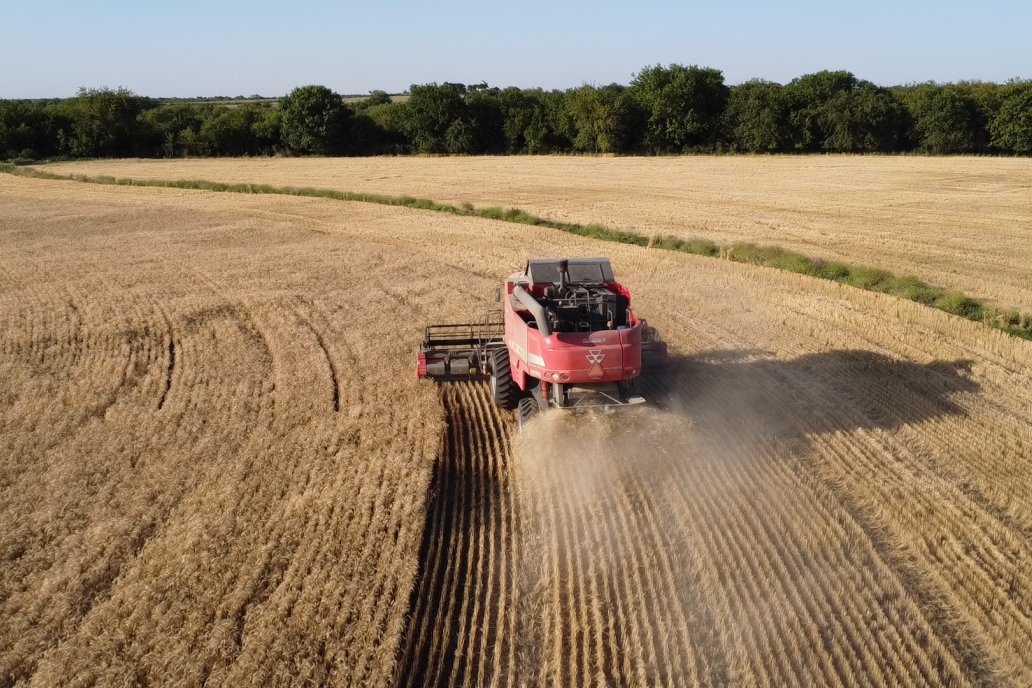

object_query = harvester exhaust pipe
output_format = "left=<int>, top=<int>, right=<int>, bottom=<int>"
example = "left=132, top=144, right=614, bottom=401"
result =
left=512, top=285, right=552, bottom=335
left=558, top=258, right=569, bottom=294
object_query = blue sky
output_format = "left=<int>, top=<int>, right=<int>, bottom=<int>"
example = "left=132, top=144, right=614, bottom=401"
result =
left=4, top=0, right=1030, bottom=98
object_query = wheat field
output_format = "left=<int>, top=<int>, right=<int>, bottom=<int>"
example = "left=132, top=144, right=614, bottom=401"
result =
left=38, top=156, right=1032, bottom=313
left=2, top=169, right=1032, bottom=687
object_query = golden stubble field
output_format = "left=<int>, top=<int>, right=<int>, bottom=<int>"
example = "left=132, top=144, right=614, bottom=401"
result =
left=1, top=171, right=1032, bottom=687
left=39, top=156, right=1032, bottom=313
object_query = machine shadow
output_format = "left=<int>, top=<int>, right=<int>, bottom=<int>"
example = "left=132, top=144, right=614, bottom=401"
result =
left=645, top=348, right=980, bottom=442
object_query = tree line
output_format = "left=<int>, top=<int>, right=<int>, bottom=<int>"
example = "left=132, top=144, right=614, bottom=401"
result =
left=2, top=65, right=1031, bottom=160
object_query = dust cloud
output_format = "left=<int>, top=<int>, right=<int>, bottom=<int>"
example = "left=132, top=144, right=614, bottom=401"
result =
left=514, top=405, right=697, bottom=512
left=505, top=350, right=985, bottom=685
left=509, top=404, right=730, bottom=684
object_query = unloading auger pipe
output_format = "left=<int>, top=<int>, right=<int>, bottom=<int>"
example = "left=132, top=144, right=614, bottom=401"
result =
left=512, top=285, right=552, bottom=336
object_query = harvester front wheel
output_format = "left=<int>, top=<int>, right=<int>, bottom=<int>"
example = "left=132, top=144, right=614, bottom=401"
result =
left=490, top=347, right=519, bottom=410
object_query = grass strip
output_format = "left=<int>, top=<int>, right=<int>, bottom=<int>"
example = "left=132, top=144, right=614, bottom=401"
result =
left=3, top=162, right=1029, bottom=341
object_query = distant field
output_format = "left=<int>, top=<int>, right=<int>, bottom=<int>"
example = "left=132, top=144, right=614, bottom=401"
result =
left=42, top=156, right=1032, bottom=313
left=3, top=173, right=1032, bottom=686
left=158, top=94, right=410, bottom=107
left=343, top=94, right=409, bottom=104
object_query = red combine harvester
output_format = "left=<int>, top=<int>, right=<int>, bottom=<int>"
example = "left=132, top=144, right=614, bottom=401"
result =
left=417, top=258, right=667, bottom=428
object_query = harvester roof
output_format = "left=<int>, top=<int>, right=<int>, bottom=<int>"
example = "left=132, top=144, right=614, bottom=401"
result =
left=523, top=258, right=614, bottom=285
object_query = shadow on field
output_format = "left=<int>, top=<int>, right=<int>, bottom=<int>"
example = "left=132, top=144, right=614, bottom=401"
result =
left=645, top=348, right=979, bottom=442
left=396, top=384, right=516, bottom=688
left=395, top=350, right=981, bottom=687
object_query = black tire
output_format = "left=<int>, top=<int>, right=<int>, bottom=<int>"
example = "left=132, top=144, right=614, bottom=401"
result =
left=490, top=347, right=518, bottom=410
left=517, top=396, right=537, bottom=431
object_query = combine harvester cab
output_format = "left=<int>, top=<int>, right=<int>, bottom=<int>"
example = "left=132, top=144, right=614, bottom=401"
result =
left=418, top=258, right=667, bottom=429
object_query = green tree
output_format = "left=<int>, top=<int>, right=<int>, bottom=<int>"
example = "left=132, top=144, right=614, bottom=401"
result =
left=279, top=85, right=351, bottom=155
left=955, top=81, right=1005, bottom=128
left=251, top=107, right=282, bottom=154
left=991, top=83, right=1032, bottom=154
left=140, top=103, right=207, bottom=157
left=539, top=90, right=576, bottom=152
left=786, top=71, right=905, bottom=152
left=199, top=105, right=263, bottom=155
left=497, top=87, right=536, bottom=152
left=522, top=112, right=551, bottom=153
left=364, top=101, right=411, bottom=153
left=725, top=80, right=791, bottom=152
left=444, top=118, right=477, bottom=153
left=630, top=64, right=729, bottom=152
left=176, top=128, right=207, bottom=157
left=900, top=84, right=984, bottom=153
left=0, top=100, right=60, bottom=159
left=464, top=89, right=504, bottom=153
left=566, top=84, right=636, bottom=153
left=405, top=82, right=466, bottom=153
left=785, top=70, right=855, bottom=150
left=343, top=112, right=378, bottom=154
left=837, top=83, right=906, bottom=151
left=53, top=87, right=154, bottom=157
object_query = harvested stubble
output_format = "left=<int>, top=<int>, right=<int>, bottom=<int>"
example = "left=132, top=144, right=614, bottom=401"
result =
left=39, top=155, right=1032, bottom=313
left=1, top=173, right=1032, bottom=687
left=0, top=176, right=451, bottom=686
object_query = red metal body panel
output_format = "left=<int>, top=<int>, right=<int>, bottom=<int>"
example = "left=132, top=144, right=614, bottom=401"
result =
left=502, top=279, right=643, bottom=391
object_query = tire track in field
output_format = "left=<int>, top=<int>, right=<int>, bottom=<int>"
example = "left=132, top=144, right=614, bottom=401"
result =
left=397, top=383, right=519, bottom=688
left=295, top=316, right=340, bottom=412
left=157, top=335, right=176, bottom=410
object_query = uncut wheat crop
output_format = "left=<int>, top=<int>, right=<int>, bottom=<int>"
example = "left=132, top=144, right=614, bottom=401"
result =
left=2, top=170, right=1032, bottom=687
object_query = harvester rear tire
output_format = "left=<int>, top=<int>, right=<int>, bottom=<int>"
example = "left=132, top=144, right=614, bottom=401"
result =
left=517, top=396, right=537, bottom=431
left=618, top=379, right=639, bottom=402
left=490, top=348, right=519, bottom=410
